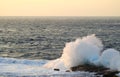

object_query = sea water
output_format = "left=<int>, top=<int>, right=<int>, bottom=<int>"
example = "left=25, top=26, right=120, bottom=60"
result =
left=0, top=16, right=120, bottom=76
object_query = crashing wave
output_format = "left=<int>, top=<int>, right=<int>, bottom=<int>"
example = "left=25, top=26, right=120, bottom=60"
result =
left=0, top=34, right=120, bottom=76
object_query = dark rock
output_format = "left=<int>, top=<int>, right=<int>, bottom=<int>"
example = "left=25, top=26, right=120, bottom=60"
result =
left=70, top=64, right=119, bottom=77
left=71, top=64, right=108, bottom=72
left=9, top=51, right=14, bottom=53
left=103, top=71, right=119, bottom=77
left=66, top=70, right=71, bottom=72
left=54, top=68, right=60, bottom=71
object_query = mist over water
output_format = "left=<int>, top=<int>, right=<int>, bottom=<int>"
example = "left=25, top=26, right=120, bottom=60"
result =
left=0, top=17, right=120, bottom=60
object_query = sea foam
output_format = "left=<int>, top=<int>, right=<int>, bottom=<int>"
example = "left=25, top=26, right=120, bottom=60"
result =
left=61, top=34, right=103, bottom=68
left=99, top=49, right=120, bottom=68
left=45, top=34, right=120, bottom=72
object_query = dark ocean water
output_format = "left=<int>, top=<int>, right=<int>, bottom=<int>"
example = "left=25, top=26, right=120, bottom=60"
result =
left=0, top=16, right=120, bottom=60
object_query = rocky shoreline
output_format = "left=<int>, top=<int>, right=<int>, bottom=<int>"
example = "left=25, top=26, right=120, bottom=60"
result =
left=70, top=64, right=119, bottom=77
left=54, top=64, right=119, bottom=77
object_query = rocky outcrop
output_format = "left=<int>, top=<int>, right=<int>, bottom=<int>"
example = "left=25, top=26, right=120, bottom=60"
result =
left=70, top=64, right=119, bottom=77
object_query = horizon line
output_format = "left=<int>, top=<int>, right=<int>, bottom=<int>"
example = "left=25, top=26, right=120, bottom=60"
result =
left=0, top=15, right=120, bottom=17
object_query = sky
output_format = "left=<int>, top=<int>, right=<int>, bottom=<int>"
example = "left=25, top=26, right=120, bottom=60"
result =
left=0, top=0, right=120, bottom=16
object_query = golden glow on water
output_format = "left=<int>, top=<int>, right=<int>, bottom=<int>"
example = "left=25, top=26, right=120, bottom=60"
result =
left=0, top=0, right=120, bottom=16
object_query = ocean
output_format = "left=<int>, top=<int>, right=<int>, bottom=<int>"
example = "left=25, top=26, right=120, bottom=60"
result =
left=0, top=16, right=120, bottom=77
left=0, top=16, right=119, bottom=60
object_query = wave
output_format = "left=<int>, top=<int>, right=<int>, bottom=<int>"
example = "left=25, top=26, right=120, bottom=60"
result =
left=0, top=34, right=120, bottom=76
left=0, top=57, right=47, bottom=66
left=0, top=57, right=98, bottom=77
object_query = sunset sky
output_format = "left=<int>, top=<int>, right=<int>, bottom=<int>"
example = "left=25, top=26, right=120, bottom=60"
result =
left=0, top=0, right=120, bottom=16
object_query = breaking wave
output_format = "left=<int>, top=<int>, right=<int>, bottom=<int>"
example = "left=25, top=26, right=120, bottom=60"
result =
left=0, top=34, right=120, bottom=76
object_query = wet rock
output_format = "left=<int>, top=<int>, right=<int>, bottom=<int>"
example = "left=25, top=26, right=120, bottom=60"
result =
left=54, top=68, right=60, bottom=71
left=70, top=64, right=119, bottom=77
left=102, top=71, right=119, bottom=77
left=66, top=70, right=71, bottom=72
left=71, top=64, right=108, bottom=72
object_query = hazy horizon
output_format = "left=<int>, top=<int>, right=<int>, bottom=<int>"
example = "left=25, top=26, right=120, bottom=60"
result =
left=0, top=0, right=120, bottom=16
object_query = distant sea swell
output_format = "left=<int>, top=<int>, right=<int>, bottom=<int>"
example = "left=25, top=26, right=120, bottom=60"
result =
left=0, top=16, right=120, bottom=60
